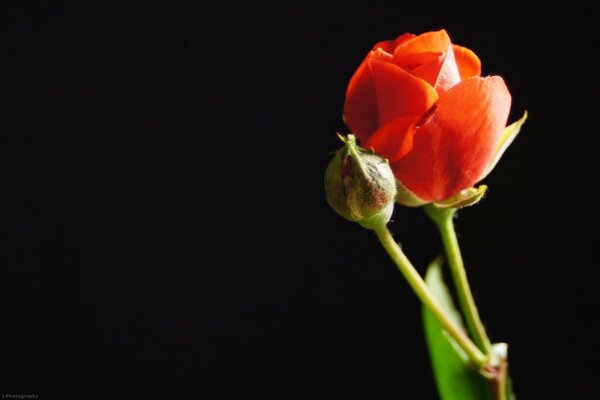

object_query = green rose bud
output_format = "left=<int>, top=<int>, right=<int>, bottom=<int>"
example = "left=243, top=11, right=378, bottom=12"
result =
left=325, top=134, right=397, bottom=229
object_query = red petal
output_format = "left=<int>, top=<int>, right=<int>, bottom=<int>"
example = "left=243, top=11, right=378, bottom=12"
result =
left=453, top=45, right=481, bottom=79
left=373, top=33, right=416, bottom=54
left=432, top=45, right=461, bottom=94
left=343, top=57, right=379, bottom=143
left=344, top=56, right=438, bottom=143
left=404, top=52, right=444, bottom=84
left=392, top=76, right=511, bottom=202
left=370, top=47, right=393, bottom=62
left=410, top=46, right=461, bottom=94
left=392, top=30, right=451, bottom=67
left=363, top=116, right=419, bottom=162
left=369, top=58, right=438, bottom=126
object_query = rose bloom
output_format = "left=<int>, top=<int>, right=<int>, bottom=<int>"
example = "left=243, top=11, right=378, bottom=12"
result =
left=344, top=30, right=515, bottom=205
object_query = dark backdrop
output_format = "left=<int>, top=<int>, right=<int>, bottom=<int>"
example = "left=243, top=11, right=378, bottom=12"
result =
left=2, top=1, right=599, bottom=399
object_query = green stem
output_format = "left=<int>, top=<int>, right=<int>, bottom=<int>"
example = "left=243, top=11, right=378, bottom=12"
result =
left=425, top=205, right=492, bottom=353
left=483, top=346, right=508, bottom=400
left=374, top=226, right=486, bottom=366
left=495, top=363, right=508, bottom=400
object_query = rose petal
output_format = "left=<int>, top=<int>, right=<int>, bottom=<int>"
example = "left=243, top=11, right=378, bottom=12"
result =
left=363, top=116, right=419, bottom=162
left=343, top=57, right=379, bottom=143
left=373, top=33, right=416, bottom=54
left=406, top=52, right=444, bottom=85
left=370, top=47, right=394, bottom=62
left=392, top=30, right=451, bottom=68
left=478, top=111, right=527, bottom=181
left=394, top=51, right=440, bottom=70
left=432, top=45, right=461, bottom=94
left=369, top=58, right=438, bottom=126
left=392, top=76, right=511, bottom=201
left=453, top=45, right=481, bottom=80
left=344, top=57, right=438, bottom=143
left=410, top=46, right=461, bottom=95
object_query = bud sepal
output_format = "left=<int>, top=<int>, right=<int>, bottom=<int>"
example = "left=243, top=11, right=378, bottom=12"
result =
left=325, top=134, right=397, bottom=229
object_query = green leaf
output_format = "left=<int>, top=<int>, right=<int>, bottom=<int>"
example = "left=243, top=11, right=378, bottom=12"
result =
left=422, top=259, right=493, bottom=400
left=506, top=373, right=516, bottom=400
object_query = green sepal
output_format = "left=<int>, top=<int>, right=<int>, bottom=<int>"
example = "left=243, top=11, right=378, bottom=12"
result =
left=433, top=185, right=487, bottom=210
left=395, top=177, right=429, bottom=207
left=324, top=134, right=397, bottom=230
left=479, top=111, right=528, bottom=181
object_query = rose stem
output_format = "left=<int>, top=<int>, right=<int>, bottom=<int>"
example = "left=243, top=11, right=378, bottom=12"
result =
left=425, top=205, right=492, bottom=353
left=374, top=226, right=486, bottom=366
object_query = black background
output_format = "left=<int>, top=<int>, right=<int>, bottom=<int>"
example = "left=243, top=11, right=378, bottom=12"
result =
left=2, top=1, right=599, bottom=399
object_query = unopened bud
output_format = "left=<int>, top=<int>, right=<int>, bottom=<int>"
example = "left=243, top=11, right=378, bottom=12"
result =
left=324, top=134, right=397, bottom=229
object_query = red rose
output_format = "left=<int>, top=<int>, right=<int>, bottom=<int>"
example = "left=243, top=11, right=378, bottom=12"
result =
left=344, top=30, right=514, bottom=204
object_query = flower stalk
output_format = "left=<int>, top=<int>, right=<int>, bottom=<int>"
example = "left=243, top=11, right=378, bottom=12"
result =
left=374, top=226, right=487, bottom=366
left=425, top=205, right=492, bottom=352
